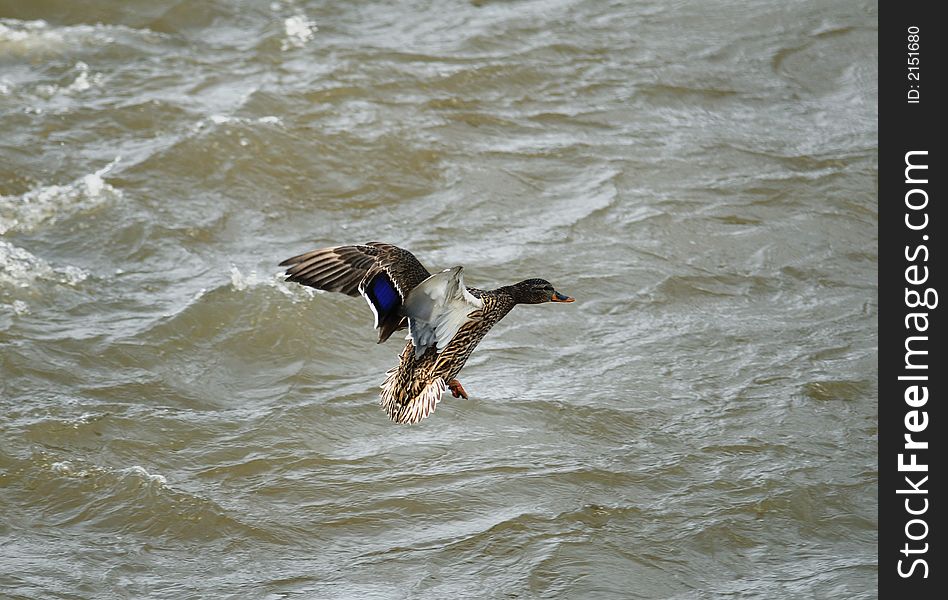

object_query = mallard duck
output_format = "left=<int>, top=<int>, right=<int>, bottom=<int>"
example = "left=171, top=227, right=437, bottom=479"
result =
left=279, top=242, right=575, bottom=424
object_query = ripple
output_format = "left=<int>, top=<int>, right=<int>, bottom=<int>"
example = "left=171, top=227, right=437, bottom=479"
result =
left=5, top=452, right=285, bottom=543
left=801, top=380, right=871, bottom=402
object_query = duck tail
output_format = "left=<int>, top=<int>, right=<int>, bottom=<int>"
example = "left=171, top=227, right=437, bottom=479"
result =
left=379, top=367, right=445, bottom=424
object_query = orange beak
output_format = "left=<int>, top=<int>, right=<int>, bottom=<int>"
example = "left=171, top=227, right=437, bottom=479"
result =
left=551, top=291, right=575, bottom=303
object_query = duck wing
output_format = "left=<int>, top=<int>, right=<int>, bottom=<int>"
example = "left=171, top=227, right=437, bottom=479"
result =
left=279, top=242, right=431, bottom=343
left=402, top=266, right=484, bottom=358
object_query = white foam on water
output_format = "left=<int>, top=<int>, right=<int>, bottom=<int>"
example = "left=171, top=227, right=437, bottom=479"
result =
left=0, top=19, right=64, bottom=53
left=11, top=299, right=30, bottom=315
left=122, top=465, right=168, bottom=486
left=50, top=460, right=71, bottom=472
left=281, top=15, right=317, bottom=51
left=33, top=61, right=105, bottom=98
left=0, top=240, right=90, bottom=288
left=0, top=158, right=121, bottom=235
left=229, top=264, right=259, bottom=291
left=64, top=61, right=102, bottom=93
left=0, top=18, right=163, bottom=56
left=229, top=264, right=315, bottom=300
left=49, top=460, right=167, bottom=487
left=0, top=19, right=116, bottom=55
left=50, top=460, right=88, bottom=477
left=191, top=114, right=284, bottom=133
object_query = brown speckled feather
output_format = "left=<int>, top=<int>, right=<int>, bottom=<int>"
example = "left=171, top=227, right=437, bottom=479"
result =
left=380, top=292, right=514, bottom=424
left=279, top=243, right=426, bottom=297
left=279, top=242, right=431, bottom=343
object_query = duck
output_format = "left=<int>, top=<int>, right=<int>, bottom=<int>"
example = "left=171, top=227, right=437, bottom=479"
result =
left=279, top=242, right=575, bottom=424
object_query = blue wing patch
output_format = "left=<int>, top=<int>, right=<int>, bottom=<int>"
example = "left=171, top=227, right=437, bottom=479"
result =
left=372, top=275, right=400, bottom=313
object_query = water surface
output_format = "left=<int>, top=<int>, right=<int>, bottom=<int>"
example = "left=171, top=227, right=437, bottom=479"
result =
left=1, top=1, right=878, bottom=598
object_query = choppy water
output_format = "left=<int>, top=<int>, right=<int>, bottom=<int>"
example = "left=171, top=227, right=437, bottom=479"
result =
left=1, top=1, right=877, bottom=598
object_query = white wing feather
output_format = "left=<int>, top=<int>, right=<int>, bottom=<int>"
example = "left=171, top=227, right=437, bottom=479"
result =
left=402, top=266, right=483, bottom=358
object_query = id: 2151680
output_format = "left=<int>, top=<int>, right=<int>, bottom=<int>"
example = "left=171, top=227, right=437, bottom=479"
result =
left=907, top=26, right=920, bottom=104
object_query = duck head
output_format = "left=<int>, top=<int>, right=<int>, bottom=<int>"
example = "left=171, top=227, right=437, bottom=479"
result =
left=509, top=278, right=575, bottom=305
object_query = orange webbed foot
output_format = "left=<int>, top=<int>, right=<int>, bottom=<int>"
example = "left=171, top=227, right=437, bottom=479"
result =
left=448, top=379, right=468, bottom=399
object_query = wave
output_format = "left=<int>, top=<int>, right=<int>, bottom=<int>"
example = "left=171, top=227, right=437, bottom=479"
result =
left=0, top=18, right=166, bottom=59
left=0, top=158, right=121, bottom=235
left=5, top=452, right=285, bottom=543
left=0, top=240, right=88, bottom=289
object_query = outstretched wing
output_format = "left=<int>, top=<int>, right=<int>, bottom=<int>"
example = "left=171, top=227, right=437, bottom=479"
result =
left=280, top=244, right=382, bottom=297
left=279, top=242, right=431, bottom=343
left=402, top=266, right=484, bottom=358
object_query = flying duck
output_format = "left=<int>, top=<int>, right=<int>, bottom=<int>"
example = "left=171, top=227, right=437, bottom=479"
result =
left=280, top=242, right=574, bottom=424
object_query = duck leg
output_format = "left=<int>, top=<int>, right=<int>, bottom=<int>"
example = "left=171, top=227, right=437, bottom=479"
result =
left=448, top=379, right=469, bottom=399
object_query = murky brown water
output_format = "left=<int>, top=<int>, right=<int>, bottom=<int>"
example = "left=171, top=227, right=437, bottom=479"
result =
left=2, top=1, right=877, bottom=598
